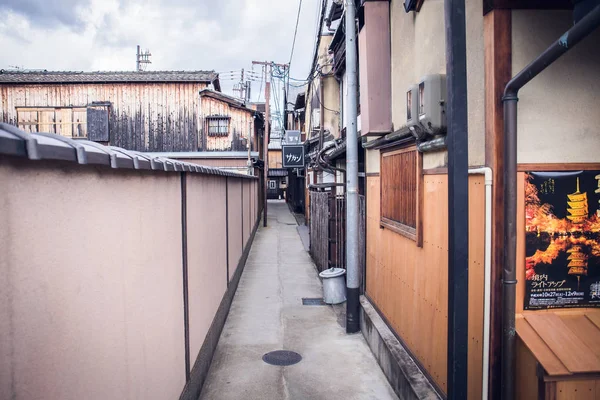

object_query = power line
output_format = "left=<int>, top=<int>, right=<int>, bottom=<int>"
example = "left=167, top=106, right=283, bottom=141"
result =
left=307, top=0, right=327, bottom=81
left=287, top=0, right=303, bottom=97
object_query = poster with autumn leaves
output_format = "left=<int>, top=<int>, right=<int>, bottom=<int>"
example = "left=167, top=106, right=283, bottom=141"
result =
left=525, top=171, right=600, bottom=309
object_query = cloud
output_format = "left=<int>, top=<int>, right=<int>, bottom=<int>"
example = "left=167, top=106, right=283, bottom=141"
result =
left=0, top=0, right=93, bottom=29
left=0, top=0, right=322, bottom=101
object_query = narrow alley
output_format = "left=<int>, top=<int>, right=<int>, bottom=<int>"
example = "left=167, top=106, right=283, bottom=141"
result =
left=199, top=201, right=398, bottom=400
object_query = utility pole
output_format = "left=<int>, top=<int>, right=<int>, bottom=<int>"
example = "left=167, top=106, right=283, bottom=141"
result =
left=248, top=120, right=253, bottom=175
left=136, top=45, right=152, bottom=72
left=345, top=0, right=360, bottom=334
left=252, top=61, right=289, bottom=227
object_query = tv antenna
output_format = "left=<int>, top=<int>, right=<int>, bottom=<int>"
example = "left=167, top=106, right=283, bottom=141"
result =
left=136, top=45, right=152, bottom=72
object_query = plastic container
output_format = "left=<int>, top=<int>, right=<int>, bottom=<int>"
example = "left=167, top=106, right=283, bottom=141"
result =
left=319, top=268, right=347, bottom=304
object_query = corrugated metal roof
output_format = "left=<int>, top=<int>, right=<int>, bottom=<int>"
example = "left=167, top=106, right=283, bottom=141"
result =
left=0, top=70, right=218, bottom=84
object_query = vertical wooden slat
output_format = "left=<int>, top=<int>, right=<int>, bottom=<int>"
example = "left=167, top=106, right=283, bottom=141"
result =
left=381, top=147, right=418, bottom=228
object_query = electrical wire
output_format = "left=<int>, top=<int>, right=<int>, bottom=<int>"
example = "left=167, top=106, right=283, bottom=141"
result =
left=257, top=65, right=264, bottom=102
left=287, top=0, right=302, bottom=95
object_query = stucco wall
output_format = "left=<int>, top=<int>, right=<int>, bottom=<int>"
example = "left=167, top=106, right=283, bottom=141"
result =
left=512, top=10, right=600, bottom=163
left=389, top=0, right=485, bottom=166
left=227, top=179, right=243, bottom=281
left=0, top=159, right=185, bottom=400
left=304, top=35, right=340, bottom=138
left=0, top=157, right=259, bottom=400
left=186, top=175, right=228, bottom=362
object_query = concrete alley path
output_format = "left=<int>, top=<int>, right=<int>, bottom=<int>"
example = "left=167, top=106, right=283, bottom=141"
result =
left=199, top=201, right=398, bottom=400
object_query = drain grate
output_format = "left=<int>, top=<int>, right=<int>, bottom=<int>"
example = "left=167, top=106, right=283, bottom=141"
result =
left=302, top=297, right=327, bottom=306
left=263, top=350, right=302, bottom=366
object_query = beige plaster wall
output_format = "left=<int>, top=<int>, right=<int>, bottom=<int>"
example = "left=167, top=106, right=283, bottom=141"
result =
left=0, top=158, right=185, bottom=400
left=0, top=157, right=259, bottom=400
left=305, top=35, right=340, bottom=138
left=227, top=179, right=243, bottom=281
left=186, top=174, right=228, bottom=361
left=465, top=0, right=485, bottom=166
left=512, top=10, right=600, bottom=163
left=389, top=0, right=485, bottom=167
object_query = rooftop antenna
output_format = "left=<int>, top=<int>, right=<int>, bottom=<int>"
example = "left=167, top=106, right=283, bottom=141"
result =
left=136, top=45, right=152, bottom=72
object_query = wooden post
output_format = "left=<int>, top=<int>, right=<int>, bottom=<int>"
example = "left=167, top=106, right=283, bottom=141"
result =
left=484, top=9, right=512, bottom=399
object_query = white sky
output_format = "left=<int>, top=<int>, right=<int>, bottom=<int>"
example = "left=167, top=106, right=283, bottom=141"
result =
left=0, top=0, right=323, bottom=126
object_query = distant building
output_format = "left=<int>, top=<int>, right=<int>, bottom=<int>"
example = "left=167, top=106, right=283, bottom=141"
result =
left=198, top=89, right=260, bottom=153
left=0, top=70, right=221, bottom=152
left=267, top=129, right=286, bottom=199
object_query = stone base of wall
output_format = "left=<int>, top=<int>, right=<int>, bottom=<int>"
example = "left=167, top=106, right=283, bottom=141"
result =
left=360, top=295, right=443, bottom=400
left=179, top=213, right=262, bottom=400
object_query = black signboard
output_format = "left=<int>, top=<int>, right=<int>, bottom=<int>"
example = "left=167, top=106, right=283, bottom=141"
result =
left=524, top=170, right=600, bottom=309
left=282, top=145, right=305, bottom=168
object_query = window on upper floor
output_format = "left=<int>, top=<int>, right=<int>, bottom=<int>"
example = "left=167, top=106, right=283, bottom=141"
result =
left=380, top=145, right=423, bottom=246
left=207, top=116, right=230, bottom=137
left=16, top=105, right=110, bottom=141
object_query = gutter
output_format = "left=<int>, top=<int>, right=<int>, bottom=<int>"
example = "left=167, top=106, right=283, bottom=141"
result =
left=501, top=6, right=600, bottom=400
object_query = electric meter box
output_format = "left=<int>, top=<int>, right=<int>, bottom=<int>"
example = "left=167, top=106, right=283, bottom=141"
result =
left=418, top=74, right=447, bottom=135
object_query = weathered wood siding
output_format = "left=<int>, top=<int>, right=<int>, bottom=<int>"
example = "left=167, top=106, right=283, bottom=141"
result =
left=200, top=96, right=255, bottom=152
left=268, top=150, right=282, bottom=169
left=0, top=82, right=208, bottom=152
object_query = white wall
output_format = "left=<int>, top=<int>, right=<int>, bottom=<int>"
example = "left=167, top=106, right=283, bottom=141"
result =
left=389, top=0, right=485, bottom=167
left=513, top=10, right=600, bottom=163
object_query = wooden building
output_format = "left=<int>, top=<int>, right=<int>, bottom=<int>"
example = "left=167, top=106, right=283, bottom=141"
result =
left=267, top=131, right=287, bottom=200
left=308, top=1, right=600, bottom=399
left=0, top=70, right=221, bottom=152
left=199, top=89, right=260, bottom=153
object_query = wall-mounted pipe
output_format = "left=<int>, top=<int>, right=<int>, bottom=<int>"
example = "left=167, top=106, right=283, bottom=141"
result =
left=417, top=136, right=447, bottom=153
left=501, top=6, right=600, bottom=400
left=468, top=167, right=492, bottom=400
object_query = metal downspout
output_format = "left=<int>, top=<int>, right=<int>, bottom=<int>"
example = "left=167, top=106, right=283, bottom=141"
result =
left=469, top=167, right=493, bottom=400
left=501, top=7, right=600, bottom=400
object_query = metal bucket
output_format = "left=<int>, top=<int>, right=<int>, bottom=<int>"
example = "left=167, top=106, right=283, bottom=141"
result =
left=319, top=268, right=346, bottom=304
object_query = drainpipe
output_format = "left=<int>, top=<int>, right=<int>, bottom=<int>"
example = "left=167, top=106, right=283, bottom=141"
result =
left=345, top=0, right=360, bottom=334
left=468, top=167, right=493, bottom=400
left=417, top=136, right=447, bottom=153
left=501, top=7, right=600, bottom=400
left=320, top=74, right=325, bottom=152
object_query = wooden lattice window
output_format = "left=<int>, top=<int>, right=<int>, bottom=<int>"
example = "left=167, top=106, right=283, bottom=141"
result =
left=380, top=145, right=423, bottom=245
left=17, top=107, right=88, bottom=138
left=16, top=106, right=109, bottom=141
left=207, top=117, right=230, bottom=137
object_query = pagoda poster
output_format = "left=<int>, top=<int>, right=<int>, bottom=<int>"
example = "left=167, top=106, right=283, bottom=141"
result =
left=525, top=170, right=600, bottom=310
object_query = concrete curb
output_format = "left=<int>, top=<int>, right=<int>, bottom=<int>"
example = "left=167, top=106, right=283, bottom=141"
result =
left=179, top=213, right=262, bottom=400
left=360, top=295, right=443, bottom=400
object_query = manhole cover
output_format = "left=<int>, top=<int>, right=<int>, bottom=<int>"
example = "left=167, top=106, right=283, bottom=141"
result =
left=302, top=297, right=327, bottom=306
left=262, top=350, right=302, bottom=366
